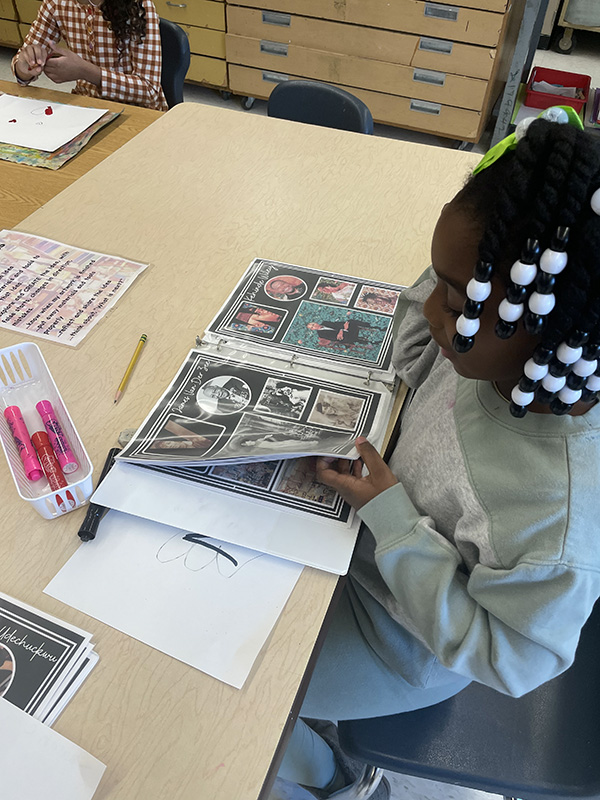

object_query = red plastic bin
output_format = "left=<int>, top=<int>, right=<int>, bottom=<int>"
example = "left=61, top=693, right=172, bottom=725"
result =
left=526, top=66, right=591, bottom=113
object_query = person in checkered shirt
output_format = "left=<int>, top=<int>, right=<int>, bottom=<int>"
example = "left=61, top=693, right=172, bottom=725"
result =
left=12, top=0, right=168, bottom=111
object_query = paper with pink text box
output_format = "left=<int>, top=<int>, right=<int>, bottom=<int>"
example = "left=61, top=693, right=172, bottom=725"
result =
left=0, top=230, right=148, bottom=346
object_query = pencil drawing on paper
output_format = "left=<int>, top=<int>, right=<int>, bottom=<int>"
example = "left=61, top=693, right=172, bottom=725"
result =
left=155, top=532, right=263, bottom=577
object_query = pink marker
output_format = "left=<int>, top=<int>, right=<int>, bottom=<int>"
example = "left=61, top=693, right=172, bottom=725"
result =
left=35, top=400, right=79, bottom=474
left=3, top=406, right=43, bottom=481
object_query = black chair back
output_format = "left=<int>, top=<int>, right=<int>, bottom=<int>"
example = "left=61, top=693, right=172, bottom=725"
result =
left=339, top=601, right=600, bottom=799
left=267, top=80, right=374, bottom=134
left=159, top=18, right=191, bottom=108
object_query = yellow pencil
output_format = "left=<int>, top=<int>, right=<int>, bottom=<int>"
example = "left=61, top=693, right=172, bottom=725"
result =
left=114, top=334, right=147, bottom=404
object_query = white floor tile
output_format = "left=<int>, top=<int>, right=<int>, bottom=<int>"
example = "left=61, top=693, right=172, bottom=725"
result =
left=385, top=772, right=499, bottom=800
left=268, top=772, right=501, bottom=800
left=533, top=29, right=600, bottom=87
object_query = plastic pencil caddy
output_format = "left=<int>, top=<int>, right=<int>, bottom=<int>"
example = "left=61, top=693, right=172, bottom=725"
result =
left=0, top=342, right=93, bottom=519
left=526, top=66, right=591, bottom=113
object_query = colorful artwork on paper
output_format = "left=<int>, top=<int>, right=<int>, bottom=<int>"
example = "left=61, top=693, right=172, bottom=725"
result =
left=0, top=109, right=120, bottom=170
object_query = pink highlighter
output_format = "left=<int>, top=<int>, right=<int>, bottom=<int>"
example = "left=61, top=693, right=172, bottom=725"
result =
left=36, top=400, right=79, bottom=475
left=3, top=406, right=43, bottom=481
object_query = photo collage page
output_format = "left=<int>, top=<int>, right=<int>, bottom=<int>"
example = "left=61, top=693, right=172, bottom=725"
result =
left=143, top=456, right=353, bottom=524
left=205, top=259, right=405, bottom=375
left=118, top=349, right=391, bottom=467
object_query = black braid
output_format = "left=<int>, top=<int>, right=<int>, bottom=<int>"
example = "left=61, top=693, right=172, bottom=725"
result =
left=452, top=119, right=600, bottom=413
left=455, top=120, right=600, bottom=345
left=101, top=0, right=146, bottom=52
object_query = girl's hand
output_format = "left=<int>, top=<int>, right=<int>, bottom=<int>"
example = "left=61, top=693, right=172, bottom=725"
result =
left=15, top=44, right=50, bottom=81
left=44, top=44, right=101, bottom=85
left=316, top=437, right=398, bottom=510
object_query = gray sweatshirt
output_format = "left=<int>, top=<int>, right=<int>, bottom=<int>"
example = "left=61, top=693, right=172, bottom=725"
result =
left=352, top=267, right=600, bottom=697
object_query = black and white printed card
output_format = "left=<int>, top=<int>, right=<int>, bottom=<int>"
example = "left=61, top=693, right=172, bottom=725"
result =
left=0, top=592, right=95, bottom=721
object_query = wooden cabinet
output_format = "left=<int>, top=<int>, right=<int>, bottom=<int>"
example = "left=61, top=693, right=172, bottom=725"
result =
left=225, top=0, right=526, bottom=141
left=15, top=0, right=40, bottom=41
left=155, top=0, right=227, bottom=88
left=0, top=0, right=20, bottom=47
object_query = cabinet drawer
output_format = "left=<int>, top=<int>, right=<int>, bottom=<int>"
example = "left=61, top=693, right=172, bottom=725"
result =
left=187, top=53, right=227, bottom=85
left=14, top=0, right=39, bottom=24
left=179, top=23, right=225, bottom=58
left=226, top=35, right=488, bottom=110
left=153, top=0, right=225, bottom=30
left=227, top=6, right=495, bottom=80
left=0, top=0, right=16, bottom=20
left=228, top=0, right=508, bottom=34
left=229, top=64, right=482, bottom=139
left=0, top=17, right=20, bottom=44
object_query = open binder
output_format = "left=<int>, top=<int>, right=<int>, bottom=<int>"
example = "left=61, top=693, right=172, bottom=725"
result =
left=93, top=259, right=405, bottom=573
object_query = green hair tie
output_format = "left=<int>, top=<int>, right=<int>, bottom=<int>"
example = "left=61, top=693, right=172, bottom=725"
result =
left=473, top=105, right=584, bottom=176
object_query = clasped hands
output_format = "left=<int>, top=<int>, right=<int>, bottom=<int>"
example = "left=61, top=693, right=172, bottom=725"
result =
left=316, top=436, right=397, bottom=510
left=15, top=42, right=100, bottom=85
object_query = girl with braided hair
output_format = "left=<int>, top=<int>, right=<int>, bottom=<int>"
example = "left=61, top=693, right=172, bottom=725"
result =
left=274, top=112, right=600, bottom=799
left=13, top=0, right=167, bottom=110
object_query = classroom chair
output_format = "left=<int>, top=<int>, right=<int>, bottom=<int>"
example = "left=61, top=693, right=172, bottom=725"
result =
left=267, top=81, right=374, bottom=134
left=159, top=18, right=191, bottom=108
left=333, top=600, right=600, bottom=800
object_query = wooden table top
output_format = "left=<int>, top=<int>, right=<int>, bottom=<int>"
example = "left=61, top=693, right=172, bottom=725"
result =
left=0, top=102, right=479, bottom=800
left=0, top=79, right=162, bottom=230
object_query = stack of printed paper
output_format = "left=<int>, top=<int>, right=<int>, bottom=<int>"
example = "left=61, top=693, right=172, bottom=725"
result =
left=0, top=591, right=98, bottom=726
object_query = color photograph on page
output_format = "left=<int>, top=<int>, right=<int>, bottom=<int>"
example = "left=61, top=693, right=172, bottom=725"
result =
left=140, top=453, right=353, bottom=524
left=117, top=348, right=394, bottom=467
left=203, top=258, right=405, bottom=380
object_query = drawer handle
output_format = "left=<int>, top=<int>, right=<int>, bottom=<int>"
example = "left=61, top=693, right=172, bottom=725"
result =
left=419, top=36, right=453, bottom=54
left=166, top=2, right=187, bottom=6
left=410, top=99, right=441, bottom=115
left=262, top=70, right=289, bottom=84
left=424, top=3, right=459, bottom=21
left=262, top=11, right=291, bottom=26
left=260, top=40, right=289, bottom=56
left=413, top=68, right=446, bottom=86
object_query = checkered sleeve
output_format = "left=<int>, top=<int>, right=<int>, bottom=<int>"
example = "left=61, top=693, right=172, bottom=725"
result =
left=11, top=0, right=61, bottom=85
left=99, top=0, right=167, bottom=110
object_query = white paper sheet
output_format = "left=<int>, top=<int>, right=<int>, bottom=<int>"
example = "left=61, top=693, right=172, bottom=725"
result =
left=0, top=94, right=107, bottom=152
left=92, top=461, right=359, bottom=574
left=45, top=511, right=303, bottom=689
left=0, top=698, right=105, bottom=800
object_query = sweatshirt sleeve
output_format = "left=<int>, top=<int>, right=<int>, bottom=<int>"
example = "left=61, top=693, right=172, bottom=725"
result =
left=392, top=266, right=440, bottom=389
left=358, top=482, right=600, bottom=697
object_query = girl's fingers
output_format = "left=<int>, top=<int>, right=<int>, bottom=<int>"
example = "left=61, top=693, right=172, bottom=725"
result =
left=24, top=48, right=37, bottom=67
left=337, top=458, right=352, bottom=475
left=315, top=459, right=345, bottom=488
left=355, top=437, right=389, bottom=480
left=33, top=45, right=46, bottom=65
